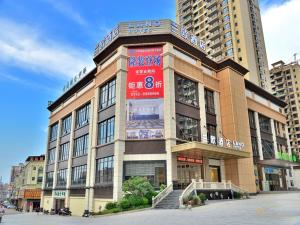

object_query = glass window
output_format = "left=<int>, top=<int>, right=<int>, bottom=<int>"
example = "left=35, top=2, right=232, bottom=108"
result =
left=224, top=23, right=230, bottom=30
left=225, top=40, right=232, bottom=47
left=251, top=136, right=259, bottom=157
left=73, top=134, right=89, bottom=157
left=124, top=161, right=166, bottom=189
left=50, top=123, right=58, bottom=141
left=61, top=115, right=72, bottom=135
left=259, top=115, right=271, bottom=133
left=71, top=165, right=87, bottom=185
left=76, top=103, right=90, bottom=128
left=46, top=172, right=53, bottom=188
left=59, top=142, right=69, bottom=161
left=37, top=167, right=43, bottom=183
left=95, top=156, right=114, bottom=184
left=205, top=89, right=215, bottom=114
left=57, top=169, right=67, bottom=187
left=223, top=15, right=230, bottom=22
left=223, top=7, right=229, bottom=14
left=47, top=148, right=56, bottom=164
left=177, top=115, right=199, bottom=141
left=226, top=48, right=233, bottom=56
left=100, top=79, right=116, bottom=109
left=224, top=31, right=231, bottom=39
left=262, top=139, right=275, bottom=159
left=176, top=75, right=198, bottom=107
left=207, top=124, right=217, bottom=144
left=98, top=117, right=115, bottom=145
left=248, top=110, right=256, bottom=129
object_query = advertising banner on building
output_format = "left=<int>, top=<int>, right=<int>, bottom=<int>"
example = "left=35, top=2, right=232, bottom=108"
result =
left=126, top=46, right=164, bottom=140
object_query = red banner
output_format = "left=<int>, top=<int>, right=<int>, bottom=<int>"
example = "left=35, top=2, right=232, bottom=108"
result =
left=127, top=46, right=164, bottom=99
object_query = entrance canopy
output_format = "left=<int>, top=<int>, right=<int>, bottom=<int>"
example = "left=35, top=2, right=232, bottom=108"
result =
left=172, top=141, right=250, bottom=159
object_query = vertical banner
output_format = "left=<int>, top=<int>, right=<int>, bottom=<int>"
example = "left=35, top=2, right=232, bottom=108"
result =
left=126, top=46, right=164, bottom=139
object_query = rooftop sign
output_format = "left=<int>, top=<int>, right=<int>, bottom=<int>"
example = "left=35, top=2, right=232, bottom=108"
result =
left=94, top=19, right=206, bottom=58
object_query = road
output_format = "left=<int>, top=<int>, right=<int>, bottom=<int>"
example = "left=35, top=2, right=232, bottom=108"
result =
left=2, top=192, right=300, bottom=225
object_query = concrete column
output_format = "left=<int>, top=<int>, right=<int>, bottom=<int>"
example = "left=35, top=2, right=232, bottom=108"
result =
left=113, top=46, right=127, bottom=201
left=163, top=43, right=176, bottom=185
left=41, top=125, right=51, bottom=209
left=214, top=91, right=222, bottom=138
left=84, top=98, right=95, bottom=213
left=285, top=125, right=292, bottom=156
left=254, top=112, right=263, bottom=160
left=203, top=157, right=210, bottom=182
left=51, top=120, right=62, bottom=209
left=65, top=111, right=76, bottom=208
left=198, top=82, right=207, bottom=143
left=270, top=119, right=279, bottom=158
left=88, top=87, right=100, bottom=213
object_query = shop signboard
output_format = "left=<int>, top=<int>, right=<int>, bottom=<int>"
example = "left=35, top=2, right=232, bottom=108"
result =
left=177, top=156, right=203, bottom=164
left=126, top=46, right=164, bottom=140
left=53, top=190, right=66, bottom=199
left=24, top=189, right=41, bottom=199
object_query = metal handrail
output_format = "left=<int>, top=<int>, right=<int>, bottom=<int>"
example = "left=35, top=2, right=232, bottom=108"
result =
left=152, top=183, right=173, bottom=208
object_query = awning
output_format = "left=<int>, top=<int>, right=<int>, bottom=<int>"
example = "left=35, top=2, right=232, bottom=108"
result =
left=171, top=141, right=251, bottom=159
left=257, top=159, right=300, bottom=168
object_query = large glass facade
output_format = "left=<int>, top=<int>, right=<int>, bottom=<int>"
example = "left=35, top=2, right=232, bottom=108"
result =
left=100, top=79, right=116, bottom=109
left=176, top=75, right=198, bottom=107
left=177, top=115, right=199, bottom=141
left=251, top=136, right=259, bottom=158
left=57, top=169, right=67, bottom=186
left=76, top=103, right=90, bottom=128
left=73, top=134, right=89, bottom=157
left=50, top=123, right=58, bottom=141
left=48, top=148, right=56, bottom=164
left=207, top=124, right=217, bottom=144
left=46, top=172, right=53, bottom=188
left=95, top=156, right=114, bottom=184
left=262, top=139, right=275, bottom=159
left=248, top=110, right=256, bottom=129
left=61, top=115, right=72, bottom=135
left=59, top=142, right=69, bottom=161
left=205, top=89, right=215, bottom=114
left=98, top=117, right=115, bottom=145
left=71, top=165, right=87, bottom=185
left=124, top=161, right=166, bottom=188
left=259, top=115, right=271, bottom=133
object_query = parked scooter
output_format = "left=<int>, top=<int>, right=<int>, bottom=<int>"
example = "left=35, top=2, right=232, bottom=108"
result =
left=58, top=208, right=72, bottom=216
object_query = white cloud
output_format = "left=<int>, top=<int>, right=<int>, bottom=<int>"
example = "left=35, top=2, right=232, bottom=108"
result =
left=42, top=0, right=88, bottom=26
left=0, top=18, right=95, bottom=80
left=261, top=0, right=300, bottom=66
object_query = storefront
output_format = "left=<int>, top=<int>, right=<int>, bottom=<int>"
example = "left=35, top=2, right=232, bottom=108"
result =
left=23, top=189, right=41, bottom=212
left=53, top=190, right=66, bottom=211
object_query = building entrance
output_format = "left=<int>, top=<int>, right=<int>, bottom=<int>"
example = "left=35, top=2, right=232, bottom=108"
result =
left=177, top=163, right=202, bottom=189
left=55, top=199, right=65, bottom=212
left=209, top=166, right=221, bottom=182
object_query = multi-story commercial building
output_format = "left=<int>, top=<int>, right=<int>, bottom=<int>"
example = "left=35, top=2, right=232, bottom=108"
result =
left=10, top=155, right=44, bottom=211
left=270, top=61, right=300, bottom=159
left=41, top=19, right=295, bottom=216
left=176, top=0, right=270, bottom=90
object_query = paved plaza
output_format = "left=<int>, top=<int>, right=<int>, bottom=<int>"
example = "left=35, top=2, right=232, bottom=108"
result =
left=2, top=193, right=300, bottom=225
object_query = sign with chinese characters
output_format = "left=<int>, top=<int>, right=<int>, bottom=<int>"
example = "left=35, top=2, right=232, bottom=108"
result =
left=177, top=156, right=203, bottom=164
left=24, top=189, right=41, bottom=199
left=54, top=190, right=66, bottom=199
left=126, top=46, right=164, bottom=140
left=94, top=20, right=206, bottom=58
left=63, top=67, right=88, bottom=93
left=127, top=47, right=164, bottom=99
left=202, top=134, right=245, bottom=151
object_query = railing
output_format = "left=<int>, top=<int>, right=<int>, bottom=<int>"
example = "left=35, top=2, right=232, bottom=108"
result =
left=178, top=179, right=248, bottom=207
left=152, top=183, right=173, bottom=208
left=179, top=180, right=196, bottom=208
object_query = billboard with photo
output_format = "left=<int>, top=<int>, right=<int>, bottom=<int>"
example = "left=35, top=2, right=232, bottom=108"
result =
left=126, top=46, right=164, bottom=140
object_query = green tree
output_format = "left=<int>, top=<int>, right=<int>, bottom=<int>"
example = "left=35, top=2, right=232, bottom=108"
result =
left=122, top=176, right=154, bottom=197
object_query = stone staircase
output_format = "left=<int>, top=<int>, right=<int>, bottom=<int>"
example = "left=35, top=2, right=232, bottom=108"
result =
left=154, top=190, right=183, bottom=209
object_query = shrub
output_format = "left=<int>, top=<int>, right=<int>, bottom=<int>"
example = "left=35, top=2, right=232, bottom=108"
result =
left=192, top=196, right=200, bottom=205
left=105, top=202, right=118, bottom=210
left=126, top=195, right=145, bottom=207
left=111, top=208, right=121, bottom=213
left=123, top=177, right=154, bottom=197
left=198, top=193, right=207, bottom=204
left=144, top=191, right=157, bottom=204
left=142, top=197, right=149, bottom=205
left=233, top=192, right=242, bottom=199
left=119, top=199, right=131, bottom=210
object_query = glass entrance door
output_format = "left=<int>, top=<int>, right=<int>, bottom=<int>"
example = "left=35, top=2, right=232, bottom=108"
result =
left=177, top=163, right=202, bottom=189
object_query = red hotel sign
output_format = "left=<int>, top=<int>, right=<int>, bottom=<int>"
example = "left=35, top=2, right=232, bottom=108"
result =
left=177, top=156, right=203, bottom=164
left=127, top=46, right=164, bottom=99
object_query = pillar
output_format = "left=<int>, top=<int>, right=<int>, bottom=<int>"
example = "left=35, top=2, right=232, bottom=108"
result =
left=254, top=112, right=263, bottom=160
left=270, top=119, right=278, bottom=158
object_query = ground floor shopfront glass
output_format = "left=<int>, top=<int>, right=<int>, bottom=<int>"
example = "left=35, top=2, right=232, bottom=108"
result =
left=177, top=163, right=202, bottom=189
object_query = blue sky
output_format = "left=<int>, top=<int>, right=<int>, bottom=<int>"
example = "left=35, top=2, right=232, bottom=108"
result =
left=0, top=0, right=293, bottom=183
